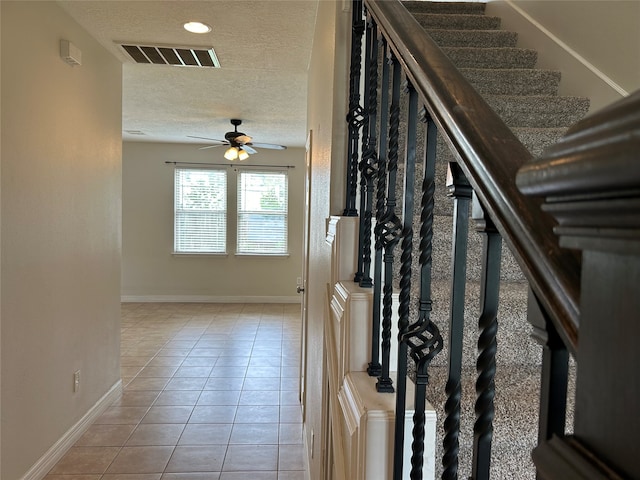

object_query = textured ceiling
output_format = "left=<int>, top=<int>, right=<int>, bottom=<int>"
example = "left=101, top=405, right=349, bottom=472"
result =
left=58, top=0, right=319, bottom=148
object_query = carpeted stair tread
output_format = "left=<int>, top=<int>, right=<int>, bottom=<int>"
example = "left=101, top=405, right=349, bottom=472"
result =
left=513, top=127, right=568, bottom=157
left=461, top=68, right=562, bottom=96
left=402, top=1, right=486, bottom=15
left=413, top=12, right=501, bottom=31
left=484, top=95, right=591, bottom=128
left=442, top=46, right=538, bottom=69
left=426, top=28, right=518, bottom=48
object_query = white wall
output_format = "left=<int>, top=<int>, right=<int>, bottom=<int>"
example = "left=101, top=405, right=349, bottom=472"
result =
left=304, top=1, right=351, bottom=478
left=487, top=0, right=640, bottom=112
left=1, top=2, right=122, bottom=479
left=122, top=141, right=304, bottom=302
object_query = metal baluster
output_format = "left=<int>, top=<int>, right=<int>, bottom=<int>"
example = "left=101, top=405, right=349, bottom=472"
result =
left=343, top=0, right=364, bottom=217
left=355, top=14, right=378, bottom=288
left=471, top=196, right=502, bottom=480
left=404, top=109, right=444, bottom=480
left=442, top=163, right=472, bottom=480
left=393, top=79, right=419, bottom=480
left=368, top=35, right=390, bottom=378
left=528, top=290, right=569, bottom=454
left=376, top=51, right=403, bottom=394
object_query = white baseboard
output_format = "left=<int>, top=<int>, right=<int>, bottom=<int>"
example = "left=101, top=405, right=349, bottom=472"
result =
left=21, top=380, right=123, bottom=480
left=121, top=294, right=301, bottom=304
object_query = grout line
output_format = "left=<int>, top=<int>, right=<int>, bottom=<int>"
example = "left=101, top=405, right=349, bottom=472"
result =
left=99, top=303, right=305, bottom=478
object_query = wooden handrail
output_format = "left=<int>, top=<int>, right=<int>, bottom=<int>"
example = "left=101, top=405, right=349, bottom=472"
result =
left=365, top=0, right=581, bottom=354
left=517, top=90, right=640, bottom=198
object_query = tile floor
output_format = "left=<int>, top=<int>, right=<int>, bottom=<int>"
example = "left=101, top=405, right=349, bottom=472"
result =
left=45, top=302, right=307, bottom=480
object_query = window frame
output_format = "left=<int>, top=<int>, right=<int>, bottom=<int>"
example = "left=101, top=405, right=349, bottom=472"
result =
left=236, top=168, right=289, bottom=256
left=173, top=167, right=228, bottom=255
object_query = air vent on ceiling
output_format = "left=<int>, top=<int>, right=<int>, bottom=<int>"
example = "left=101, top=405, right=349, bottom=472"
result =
left=119, top=44, right=220, bottom=68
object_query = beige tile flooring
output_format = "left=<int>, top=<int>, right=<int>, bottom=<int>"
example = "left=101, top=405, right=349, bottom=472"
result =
left=45, top=302, right=306, bottom=480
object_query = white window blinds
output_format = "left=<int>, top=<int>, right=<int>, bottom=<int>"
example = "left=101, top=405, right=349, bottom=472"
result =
left=174, top=168, right=227, bottom=253
left=237, top=170, right=288, bottom=255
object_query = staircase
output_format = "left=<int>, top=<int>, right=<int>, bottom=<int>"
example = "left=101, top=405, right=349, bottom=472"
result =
left=396, top=2, right=588, bottom=478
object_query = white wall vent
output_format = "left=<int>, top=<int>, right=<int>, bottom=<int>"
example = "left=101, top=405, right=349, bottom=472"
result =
left=118, top=44, right=220, bottom=68
left=61, top=39, right=82, bottom=66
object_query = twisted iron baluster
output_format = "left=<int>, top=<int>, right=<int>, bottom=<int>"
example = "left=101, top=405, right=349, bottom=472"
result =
left=471, top=197, right=502, bottom=480
left=368, top=36, right=390, bottom=377
left=376, top=50, right=402, bottom=394
left=343, top=0, right=364, bottom=217
left=393, top=79, right=419, bottom=480
left=403, top=109, right=444, bottom=480
left=356, top=14, right=378, bottom=288
left=442, top=163, right=472, bottom=480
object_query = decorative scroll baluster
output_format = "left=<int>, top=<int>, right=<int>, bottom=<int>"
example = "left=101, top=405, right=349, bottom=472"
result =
left=376, top=51, right=403, bottom=394
left=355, top=14, right=378, bottom=287
left=344, top=0, right=365, bottom=217
left=392, top=80, right=419, bottom=480
left=404, top=109, right=444, bottom=480
left=442, top=163, right=472, bottom=480
left=368, top=36, right=390, bottom=378
left=471, top=196, right=503, bottom=480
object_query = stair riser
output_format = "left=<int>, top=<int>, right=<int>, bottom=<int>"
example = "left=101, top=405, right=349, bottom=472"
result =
left=402, top=1, right=486, bottom=15
left=427, top=29, right=518, bottom=48
left=390, top=93, right=586, bottom=133
left=485, top=96, right=591, bottom=128
left=413, top=13, right=501, bottom=30
left=443, top=47, right=538, bottom=69
left=513, top=127, right=567, bottom=157
left=461, top=68, right=562, bottom=96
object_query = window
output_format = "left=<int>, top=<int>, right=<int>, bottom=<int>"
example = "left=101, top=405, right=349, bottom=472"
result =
left=237, top=170, right=288, bottom=255
left=174, top=168, right=226, bottom=253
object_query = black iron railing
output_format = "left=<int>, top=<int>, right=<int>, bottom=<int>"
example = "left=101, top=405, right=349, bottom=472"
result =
left=341, top=0, right=589, bottom=478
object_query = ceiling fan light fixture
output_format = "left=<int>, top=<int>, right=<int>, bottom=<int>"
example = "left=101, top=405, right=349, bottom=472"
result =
left=183, top=21, right=212, bottom=34
left=224, top=146, right=239, bottom=160
left=238, top=149, right=250, bottom=161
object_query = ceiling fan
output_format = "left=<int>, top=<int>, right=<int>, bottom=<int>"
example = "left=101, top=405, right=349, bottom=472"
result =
left=188, top=119, right=287, bottom=161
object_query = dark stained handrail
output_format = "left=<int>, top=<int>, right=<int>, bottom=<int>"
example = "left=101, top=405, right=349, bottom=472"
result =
left=517, top=91, right=640, bottom=197
left=365, top=0, right=581, bottom=354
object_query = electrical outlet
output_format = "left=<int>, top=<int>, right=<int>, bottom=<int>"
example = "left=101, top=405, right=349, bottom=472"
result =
left=73, top=370, right=81, bottom=392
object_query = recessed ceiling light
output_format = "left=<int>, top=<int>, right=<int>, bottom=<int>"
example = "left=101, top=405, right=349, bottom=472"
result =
left=183, top=21, right=212, bottom=34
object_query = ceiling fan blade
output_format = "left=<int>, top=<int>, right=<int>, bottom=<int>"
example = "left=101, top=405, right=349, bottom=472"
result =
left=242, top=145, right=257, bottom=154
left=187, top=135, right=228, bottom=143
left=198, top=144, right=223, bottom=150
left=235, top=135, right=252, bottom=144
left=247, top=142, right=287, bottom=150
